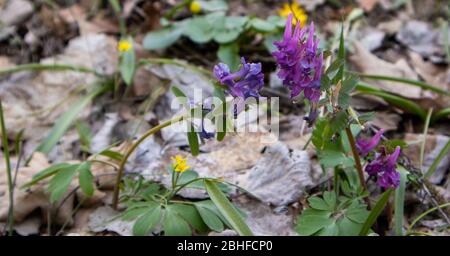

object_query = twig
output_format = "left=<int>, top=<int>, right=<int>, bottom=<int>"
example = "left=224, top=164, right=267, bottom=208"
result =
left=345, top=127, right=371, bottom=209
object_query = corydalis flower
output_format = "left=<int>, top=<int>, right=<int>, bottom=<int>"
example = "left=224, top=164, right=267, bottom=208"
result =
left=214, top=57, right=264, bottom=99
left=356, top=129, right=384, bottom=157
left=365, top=146, right=401, bottom=189
left=272, top=14, right=323, bottom=102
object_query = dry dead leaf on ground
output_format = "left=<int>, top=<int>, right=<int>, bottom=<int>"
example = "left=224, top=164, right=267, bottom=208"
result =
left=0, top=33, right=117, bottom=145
left=350, top=41, right=425, bottom=99
left=357, top=0, right=380, bottom=12
left=403, top=133, right=450, bottom=184
left=0, top=153, right=74, bottom=225
left=369, top=111, right=402, bottom=131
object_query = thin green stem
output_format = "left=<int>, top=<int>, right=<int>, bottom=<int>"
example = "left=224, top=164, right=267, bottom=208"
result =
left=424, top=139, right=450, bottom=179
left=0, top=100, right=14, bottom=236
left=169, top=177, right=205, bottom=200
left=0, top=63, right=102, bottom=77
left=139, top=58, right=211, bottom=77
left=112, top=115, right=184, bottom=209
left=348, top=71, right=450, bottom=97
left=345, top=127, right=371, bottom=209
left=406, top=202, right=450, bottom=235
left=420, top=108, right=433, bottom=170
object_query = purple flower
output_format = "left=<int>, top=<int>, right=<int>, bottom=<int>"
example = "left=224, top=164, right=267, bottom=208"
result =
left=365, top=146, right=401, bottom=189
left=213, top=57, right=264, bottom=99
left=272, top=14, right=323, bottom=102
left=356, top=129, right=384, bottom=157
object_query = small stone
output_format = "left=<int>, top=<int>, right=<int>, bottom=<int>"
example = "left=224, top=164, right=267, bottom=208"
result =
left=0, top=0, right=33, bottom=26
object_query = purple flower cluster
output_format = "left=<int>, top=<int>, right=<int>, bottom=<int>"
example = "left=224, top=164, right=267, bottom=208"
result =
left=356, top=129, right=384, bottom=157
left=357, top=129, right=401, bottom=189
left=272, top=14, right=323, bottom=102
left=365, top=146, right=401, bottom=189
left=213, top=57, right=264, bottom=99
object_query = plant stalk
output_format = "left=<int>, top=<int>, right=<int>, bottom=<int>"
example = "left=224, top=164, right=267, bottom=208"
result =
left=345, top=127, right=371, bottom=208
left=0, top=100, right=14, bottom=235
left=112, top=116, right=184, bottom=209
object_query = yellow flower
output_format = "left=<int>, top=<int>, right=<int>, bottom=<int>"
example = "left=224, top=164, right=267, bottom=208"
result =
left=190, top=1, right=201, bottom=14
left=172, top=155, right=190, bottom=173
left=118, top=40, right=132, bottom=52
left=278, top=1, right=307, bottom=26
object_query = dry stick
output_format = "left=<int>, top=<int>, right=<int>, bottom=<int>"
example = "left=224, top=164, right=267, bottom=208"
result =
left=345, top=127, right=372, bottom=209
left=112, top=116, right=184, bottom=209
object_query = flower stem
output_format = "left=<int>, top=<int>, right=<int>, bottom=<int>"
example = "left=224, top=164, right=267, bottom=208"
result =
left=112, top=115, right=184, bottom=209
left=345, top=127, right=371, bottom=209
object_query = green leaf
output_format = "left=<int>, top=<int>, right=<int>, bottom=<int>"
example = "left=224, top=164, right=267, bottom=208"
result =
left=217, top=43, right=240, bottom=72
left=75, top=121, right=92, bottom=151
left=35, top=85, right=108, bottom=154
left=337, top=216, right=364, bottom=236
left=308, top=196, right=332, bottom=211
left=338, top=75, right=359, bottom=108
left=185, top=16, right=215, bottom=43
left=263, top=32, right=283, bottom=53
left=204, top=180, right=253, bottom=236
left=250, top=18, right=276, bottom=32
left=21, top=163, right=72, bottom=189
left=198, top=0, right=229, bottom=12
left=98, top=149, right=123, bottom=161
left=346, top=205, right=370, bottom=224
left=359, top=189, right=393, bottom=236
left=78, top=162, right=94, bottom=196
left=317, top=222, right=339, bottom=236
left=394, top=166, right=408, bottom=235
left=143, top=26, right=183, bottom=50
left=336, top=24, right=345, bottom=81
left=296, top=210, right=333, bottom=236
left=171, top=85, right=187, bottom=98
left=267, top=15, right=286, bottom=28
left=47, top=164, right=79, bottom=203
left=133, top=206, right=161, bottom=236
left=195, top=204, right=224, bottom=232
left=163, top=207, right=192, bottom=236
left=323, top=191, right=337, bottom=210
left=187, top=124, right=200, bottom=156
left=119, top=37, right=136, bottom=86
left=213, top=30, right=241, bottom=44
left=169, top=204, right=208, bottom=233
left=318, top=145, right=354, bottom=168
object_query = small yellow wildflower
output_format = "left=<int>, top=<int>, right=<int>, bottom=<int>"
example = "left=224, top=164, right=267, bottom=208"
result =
left=172, top=155, right=190, bottom=173
left=118, top=40, right=132, bottom=52
left=189, top=1, right=202, bottom=14
left=278, top=1, right=307, bottom=26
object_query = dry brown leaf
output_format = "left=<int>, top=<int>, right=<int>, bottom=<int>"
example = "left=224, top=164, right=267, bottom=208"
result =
left=0, top=153, right=74, bottom=225
left=369, top=111, right=402, bottom=131
left=357, top=0, right=380, bottom=12
left=350, top=41, right=424, bottom=99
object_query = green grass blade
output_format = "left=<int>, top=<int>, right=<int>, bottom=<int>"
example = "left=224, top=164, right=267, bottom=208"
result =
left=35, top=85, right=109, bottom=154
left=0, top=63, right=101, bottom=77
left=0, top=100, right=14, bottom=235
left=432, top=108, right=450, bottom=122
left=204, top=179, right=253, bottom=236
left=394, top=167, right=408, bottom=236
left=406, top=202, right=450, bottom=235
left=359, top=189, right=393, bottom=236
left=424, top=139, right=450, bottom=179
left=420, top=108, right=433, bottom=169
left=349, top=72, right=450, bottom=97
left=356, top=83, right=427, bottom=120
